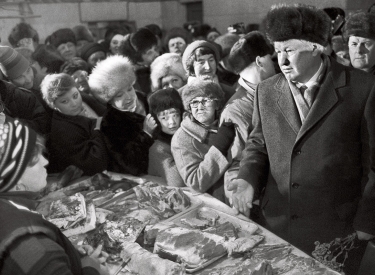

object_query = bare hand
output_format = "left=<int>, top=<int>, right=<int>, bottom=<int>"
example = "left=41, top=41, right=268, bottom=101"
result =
left=143, top=114, right=157, bottom=136
left=75, top=244, right=94, bottom=256
left=356, top=231, right=375, bottom=241
left=81, top=245, right=109, bottom=275
left=227, top=179, right=254, bottom=216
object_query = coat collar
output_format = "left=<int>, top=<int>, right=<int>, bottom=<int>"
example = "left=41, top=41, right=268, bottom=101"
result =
left=180, top=115, right=209, bottom=143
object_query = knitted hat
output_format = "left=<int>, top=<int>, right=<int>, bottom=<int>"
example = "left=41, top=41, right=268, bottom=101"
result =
left=80, top=43, right=105, bottom=62
left=343, top=12, right=375, bottom=42
left=182, top=40, right=220, bottom=73
left=150, top=53, right=187, bottom=91
left=131, top=28, right=158, bottom=53
left=0, top=120, right=37, bottom=193
left=164, top=27, right=192, bottom=48
left=266, top=3, right=331, bottom=46
left=60, top=57, right=89, bottom=75
left=72, top=25, right=95, bottom=42
left=181, top=78, right=224, bottom=111
left=0, top=46, right=29, bottom=80
left=48, top=28, right=76, bottom=48
left=228, top=31, right=274, bottom=74
left=148, top=88, right=184, bottom=118
left=8, top=22, right=39, bottom=48
left=214, top=34, right=240, bottom=58
left=89, top=55, right=136, bottom=103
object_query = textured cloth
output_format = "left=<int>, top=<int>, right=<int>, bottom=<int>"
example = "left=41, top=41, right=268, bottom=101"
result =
left=0, top=80, right=49, bottom=135
left=48, top=110, right=108, bottom=176
left=101, top=104, right=154, bottom=176
left=0, top=46, right=29, bottom=79
left=237, top=56, right=375, bottom=265
left=171, top=115, right=230, bottom=201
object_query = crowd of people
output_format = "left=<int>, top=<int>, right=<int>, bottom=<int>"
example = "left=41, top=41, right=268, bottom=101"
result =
left=0, top=2, right=375, bottom=275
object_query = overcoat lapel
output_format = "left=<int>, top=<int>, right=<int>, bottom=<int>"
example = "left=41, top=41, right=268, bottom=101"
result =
left=276, top=76, right=301, bottom=134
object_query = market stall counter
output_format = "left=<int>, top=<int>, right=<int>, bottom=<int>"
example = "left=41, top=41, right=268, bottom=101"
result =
left=38, top=172, right=340, bottom=275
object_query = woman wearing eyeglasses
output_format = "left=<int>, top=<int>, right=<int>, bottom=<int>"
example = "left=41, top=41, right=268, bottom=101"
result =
left=171, top=79, right=235, bottom=202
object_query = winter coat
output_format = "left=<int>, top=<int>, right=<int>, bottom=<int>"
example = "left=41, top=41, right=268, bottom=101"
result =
left=48, top=110, right=108, bottom=175
left=237, top=57, right=375, bottom=255
left=101, top=104, right=154, bottom=176
left=171, top=115, right=230, bottom=201
left=148, top=133, right=184, bottom=187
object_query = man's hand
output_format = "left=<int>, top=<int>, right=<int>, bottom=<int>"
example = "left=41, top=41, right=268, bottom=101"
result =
left=227, top=179, right=254, bottom=216
left=357, top=231, right=375, bottom=241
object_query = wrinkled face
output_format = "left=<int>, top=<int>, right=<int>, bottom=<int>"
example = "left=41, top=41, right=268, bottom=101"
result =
left=274, top=39, right=320, bottom=83
left=57, top=42, right=77, bottom=61
left=348, top=36, right=375, bottom=72
left=11, top=66, right=34, bottom=89
left=190, top=96, right=217, bottom=126
left=168, top=37, right=187, bottom=55
left=161, top=74, right=185, bottom=90
left=71, top=70, right=90, bottom=94
left=207, top=32, right=220, bottom=42
left=193, top=53, right=217, bottom=80
left=157, top=108, right=181, bottom=135
left=87, top=51, right=106, bottom=68
left=141, top=45, right=160, bottom=66
left=110, top=80, right=137, bottom=111
left=54, top=87, right=83, bottom=116
left=110, top=34, right=125, bottom=55
left=19, top=154, right=49, bottom=192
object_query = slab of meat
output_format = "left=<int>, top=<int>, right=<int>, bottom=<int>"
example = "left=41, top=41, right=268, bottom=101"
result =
left=154, top=227, right=227, bottom=267
left=225, top=235, right=264, bottom=256
left=203, top=221, right=238, bottom=241
left=199, top=259, right=273, bottom=275
left=197, top=208, right=219, bottom=226
left=121, top=241, right=186, bottom=275
left=180, top=217, right=210, bottom=229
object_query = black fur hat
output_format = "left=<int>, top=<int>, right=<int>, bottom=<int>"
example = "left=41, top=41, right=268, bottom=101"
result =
left=343, top=11, right=375, bottom=42
left=228, top=31, right=274, bottom=74
left=148, top=88, right=184, bottom=118
left=48, top=28, right=76, bottom=48
left=266, top=4, right=331, bottom=46
left=8, top=23, right=39, bottom=48
left=131, top=28, right=158, bottom=53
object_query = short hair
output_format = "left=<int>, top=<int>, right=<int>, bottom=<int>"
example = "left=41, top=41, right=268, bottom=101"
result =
left=185, top=46, right=217, bottom=76
left=40, top=73, right=76, bottom=108
left=32, top=45, right=65, bottom=74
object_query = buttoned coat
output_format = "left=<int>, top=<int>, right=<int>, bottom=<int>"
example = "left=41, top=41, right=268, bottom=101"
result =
left=238, top=57, right=375, bottom=254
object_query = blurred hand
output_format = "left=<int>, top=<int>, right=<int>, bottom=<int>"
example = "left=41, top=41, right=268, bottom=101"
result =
left=143, top=114, right=157, bottom=136
left=227, top=179, right=254, bottom=216
left=81, top=245, right=109, bottom=275
left=356, top=231, right=375, bottom=241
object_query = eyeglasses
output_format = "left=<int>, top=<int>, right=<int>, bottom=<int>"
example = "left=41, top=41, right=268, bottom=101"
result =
left=189, top=98, right=217, bottom=108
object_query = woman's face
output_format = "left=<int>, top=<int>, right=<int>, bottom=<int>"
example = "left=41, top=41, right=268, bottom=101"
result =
left=54, top=87, right=83, bottom=116
left=110, top=34, right=125, bottom=55
left=193, top=53, right=217, bottom=80
left=110, top=80, right=137, bottom=111
left=161, top=74, right=185, bottom=90
left=18, top=154, right=49, bottom=192
left=11, top=66, right=34, bottom=89
left=190, top=96, right=217, bottom=126
left=157, top=108, right=181, bottom=135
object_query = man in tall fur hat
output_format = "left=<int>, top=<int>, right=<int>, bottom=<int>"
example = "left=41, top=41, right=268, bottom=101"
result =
left=229, top=4, right=375, bottom=274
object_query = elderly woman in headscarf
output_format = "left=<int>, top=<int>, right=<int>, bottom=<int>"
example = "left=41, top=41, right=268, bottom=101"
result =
left=0, top=120, right=106, bottom=275
left=171, top=79, right=235, bottom=201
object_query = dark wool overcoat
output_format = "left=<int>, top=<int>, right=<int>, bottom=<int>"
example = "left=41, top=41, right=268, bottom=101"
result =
left=238, top=57, right=375, bottom=254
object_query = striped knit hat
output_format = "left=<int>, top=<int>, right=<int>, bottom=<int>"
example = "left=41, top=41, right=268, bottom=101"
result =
left=0, top=120, right=37, bottom=193
left=0, top=46, right=29, bottom=80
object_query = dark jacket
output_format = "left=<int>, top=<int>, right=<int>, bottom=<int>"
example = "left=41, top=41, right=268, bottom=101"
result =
left=101, top=104, right=154, bottom=175
left=0, top=80, right=49, bottom=135
left=48, top=110, right=108, bottom=175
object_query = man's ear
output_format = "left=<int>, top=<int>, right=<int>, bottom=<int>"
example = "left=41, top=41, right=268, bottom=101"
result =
left=311, top=44, right=319, bottom=56
left=255, top=56, right=262, bottom=67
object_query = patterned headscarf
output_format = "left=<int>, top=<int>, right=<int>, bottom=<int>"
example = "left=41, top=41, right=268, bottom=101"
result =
left=0, top=120, right=37, bottom=192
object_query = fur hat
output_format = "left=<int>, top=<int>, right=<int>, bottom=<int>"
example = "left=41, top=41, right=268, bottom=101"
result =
left=145, top=24, right=163, bottom=39
left=148, top=88, right=184, bottom=118
left=0, top=46, right=29, bottom=80
left=228, top=31, right=274, bottom=74
left=0, top=120, right=37, bottom=192
left=48, top=28, right=76, bottom=48
left=80, top=43, right=105, bottom=62
left=182, top=40, right=220, bottom=74
left=60, top=57, right=89, bottom=75
left=150, top=53, right=187, bottom=91
left=164, top=27, right=192, bottom=48
left=181, top=78, right=224, bottom=111
left=89, top=55, right=136, bottom=103
left=8, top=22, right=39, bottom=48
left=214, top=34, right=240, bottom=58
left=72, top=25, right=95, bottom=42
left=266, top=3, right=331, bottom=46
left=131, top=28, right=158, bottom=53
left=343, top=11, right=375, bottom=42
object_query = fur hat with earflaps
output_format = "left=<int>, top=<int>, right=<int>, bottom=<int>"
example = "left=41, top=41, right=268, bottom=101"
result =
left=8, top=22, right=39, bottom=48
left=343, top=11, right=375, bottom=42
left=266, top=3, right=331, bottom=46
left=148, top=88, right=184, bottom=119
left=150, top=53, right=187, bottom=91
left=48, top=28, right=76, bottom=48
left=89, top=55, right=136, bottom=103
